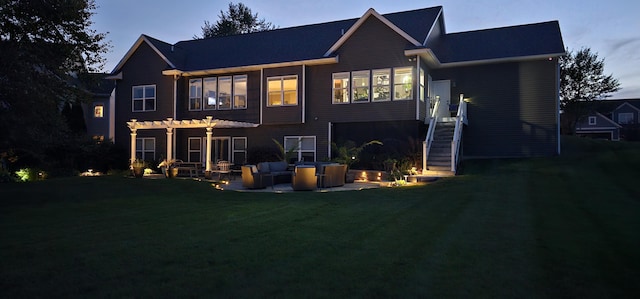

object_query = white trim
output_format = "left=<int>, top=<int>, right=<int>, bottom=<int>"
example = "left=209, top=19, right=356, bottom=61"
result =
left=302, top=65, right=306, bottom=123
left=266, top=75, right=299, bottom=107
left=260, top=68, right=264, bottom=124
left=188, top=137, right=202, bottom=163
left=231, top=137, right=248, bottom=165
left=423, top=7, right=443, bottom=45
left=617, top=112, right=635, bottom=124
left=328, top=122, right=332, bottom=160
left=332, top=72, right=351, bottom=104
left=588, top=116, right=597, bottom=125
left=127, top=116, right=259, bottom=130
left=575, top=130, right=617, bottom=141
left=371, top=68, right=391, bottom=102
left=576, top=126, right=620, bottom=130
left=111, top=35, right=175, bottom=74
left=351, top=70, right=371, bottom=103
left=406, top=48, right=565, bottom=69
left=132, top=84, right=156, bottom=112
left=614, top=102, right=640, bottom=113
left=416, top=56, right=421, bottom=120
left=109, top=87, right=115, bottom=141
left=324, top=8, right=422, bottom=57
left=593, top=112, right=622, bottom=128
left=284, top=136, right=317, bottom=162
left=162, top=57, right=338, bottom=77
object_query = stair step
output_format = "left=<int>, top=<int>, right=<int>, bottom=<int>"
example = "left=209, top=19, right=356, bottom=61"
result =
left=428, top=161, right=452, bottom=167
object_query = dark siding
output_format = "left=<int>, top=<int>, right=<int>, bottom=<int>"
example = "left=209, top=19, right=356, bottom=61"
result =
left=613, top=104, right=639, bottom=124
left=114, top=42, right=175, bottom=155
left=262, top=66, right=303, bottom=125
left=433, top=59, right=559, bottom=157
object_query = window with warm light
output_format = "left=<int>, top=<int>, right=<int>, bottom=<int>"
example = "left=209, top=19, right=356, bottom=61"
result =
left=352, top=70, right=370, bottom=103
left=189, top=79, right=202, bottom=110
left=132, top=85, right=156, bottom=112
left=372, top=69, right=390, bottom=102
left=93, top=104, right=104, bottom=118
left=393, top=67, right=413, bottom=100
left=332, top=72, right=350, bottom=104
left=267, top=76, right=298, bottom=106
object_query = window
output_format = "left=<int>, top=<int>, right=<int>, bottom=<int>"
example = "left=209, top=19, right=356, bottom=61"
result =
left=284, top=136, right=316, bottom=163
left=189, top=79, right=202, bottom=110
left=332, top=72, right=350, bottom=104
left=267, top=76, right=298, bottom=106
left=352, top=70, right=370, bottom=103
left=218, top=77, right=232, bottom=110
left=135, top=137, right=155, bottom=160
left=233, top=75, right=247, bottom=109
left=232, top=137, right=247, bottom=164
left=132, top=85, right=156, bottom=112
left=93, top=104, right=104, bottom=118
left=619, top=112, right=634, bottom=124
left=588, top=116, right=597, bottom=125
left=188, top=137, right=201, bottom=162
left=393, top=67, right=413, bottom=100
left=372, top=69, right=390, bottom=102
left=419, top=68, right=425, bottom=102
left=203, top=77, right=217, bottom=110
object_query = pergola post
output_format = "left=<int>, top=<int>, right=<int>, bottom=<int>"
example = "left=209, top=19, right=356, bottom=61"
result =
left=166, top=127, right=174, bottom=161
left=130, top=129, right=137, bottom=165
left=205, top=127, right=213, bottom=171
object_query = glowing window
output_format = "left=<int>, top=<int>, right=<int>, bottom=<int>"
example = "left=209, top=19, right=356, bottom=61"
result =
left=189, top=79, right=202, bottom=111
left=332, top=72, right=350, bottom=104
left=93, top=104, right=104, bottom=118
left=352, top=70, right=370, bottom=103
left=393, top=67, right=413, bottom=100
left=372, top=69, right=390, bottom=102
left=267, top=76, right=298, bottom=106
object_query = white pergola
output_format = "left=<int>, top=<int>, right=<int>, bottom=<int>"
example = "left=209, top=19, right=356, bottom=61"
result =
left=127, top=116, right=259, bottom=172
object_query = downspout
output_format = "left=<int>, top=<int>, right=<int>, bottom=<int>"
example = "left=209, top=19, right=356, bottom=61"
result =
left=415, top=55, right=420, bottom=121
left=302, top=65, right=306, bottom=123
left=109, top=83, right=116, bottom=142
left=260, top=68, right=264, bottom=124
left=173, top=74, right=178, bottom=160
left=328, top=122, right=332, bottom=160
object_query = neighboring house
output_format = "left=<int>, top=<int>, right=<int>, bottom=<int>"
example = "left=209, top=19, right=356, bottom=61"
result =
left=611, top=101, right=640, bottom=125
left=107, top=6, right=565, bottom=174
left=575, top=112, right=621, bottom=141
left=82, top=73, right=116, bottom=142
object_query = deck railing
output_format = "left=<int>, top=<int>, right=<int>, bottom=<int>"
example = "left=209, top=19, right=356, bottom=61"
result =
left=451, top=95, right=468, bottom=172
left=422, top=96, right=441, bottom=172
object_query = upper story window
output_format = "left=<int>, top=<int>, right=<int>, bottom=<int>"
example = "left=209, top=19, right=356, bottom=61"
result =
left=132, top=85, right=155, bottom=112
left=233, top=75, right=247, bottom=109
left=203, top=77, right=217, bottom=110
left=189, top=79, right=202, bottom=111
left=372, top=69, right=390, bottom=102
left=267, top=76, right=298, bottom=107
left=332, top=72, right=349, bottom=104
left=218, top=76, right=232, bottom=110
left=352, top=70, right=370, bottom=103
left=619, top=112, right=634, bottom=124
left=93, top=103, right=104, bottom=118
left=588, top=116, right=597, bottom=125
left=393, top=67, right=413, bottom=100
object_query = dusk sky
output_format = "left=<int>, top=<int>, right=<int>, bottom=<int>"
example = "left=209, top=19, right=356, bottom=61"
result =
left=91, top=0, right=639, bottom=99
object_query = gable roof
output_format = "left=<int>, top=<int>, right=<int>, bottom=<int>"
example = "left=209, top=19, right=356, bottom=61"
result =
left=581, top=112, right=622, bottom=128
left=613, top=101, right=640, bottom=113
left=429, top=21, right=565, bottom=66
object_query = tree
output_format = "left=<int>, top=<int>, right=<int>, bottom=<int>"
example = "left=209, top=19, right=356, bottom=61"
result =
left=198, top=2, right=275, bottom=38
left=0, top=0, right=110, bottom=170
left=560, top=47, right=620, bottom=134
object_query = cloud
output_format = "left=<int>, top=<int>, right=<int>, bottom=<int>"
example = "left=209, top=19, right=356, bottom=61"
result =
left=605, top=37, right=640, bottom=57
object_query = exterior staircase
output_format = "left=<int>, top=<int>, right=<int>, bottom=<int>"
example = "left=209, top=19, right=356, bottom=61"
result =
left=424, top=121, right=456, bottom=177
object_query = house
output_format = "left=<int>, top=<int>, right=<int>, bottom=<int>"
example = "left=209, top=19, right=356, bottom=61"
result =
left=81, top=73, right=116, bottom=143
left=575, top=112, right=621, bottom=141
left=107, top=6, right=565, bottom=175
left=574, top=99, right=640, bottom=141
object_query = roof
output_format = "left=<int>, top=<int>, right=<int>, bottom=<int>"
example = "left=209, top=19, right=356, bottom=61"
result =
left=111, top=6, right=564, bottom=74
left=430, top=21, right=565, bottom=65
left=576, top=112, right=622, bottom=128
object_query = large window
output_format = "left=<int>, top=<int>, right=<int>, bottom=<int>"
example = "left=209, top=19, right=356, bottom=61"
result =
left=267, top=76, right=298, bottom=106
left=232, top=137, right=247, bottom=164
left=332, top=72, right=350, bottom=104
left=619, top=112, right=634, bottom=124
left=189, top=79, right=202, bottom=111
left=372, top=69, right=390, bottom=102
left=132, top=85, right=155, bottom=112
left=188, top=137, right=202, bottom=162
left=135, top=137, right=155, bottom=160
left=218, top=76, right=232, bottom=110
left=233, top=75, right=247, bottom=109
left=284, top=136, right=316, bottom=163
left=203, top=77, right=217, bottom=110
left=393, top=67, right=413, bottom=100
left=352, top=70, right=370, bottom=103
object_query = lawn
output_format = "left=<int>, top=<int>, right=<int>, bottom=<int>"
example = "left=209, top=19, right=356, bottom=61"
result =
left=1, top=137, right=639, bottom=298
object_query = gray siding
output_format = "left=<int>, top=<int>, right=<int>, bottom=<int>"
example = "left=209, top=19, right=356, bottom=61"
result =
left=433, top=59, right=559, bottom=157
left=114, top=42, right=175, bottom=157
left=613, top=104, right=639, bottom=124
left=262, top=66, right=304, bottom=125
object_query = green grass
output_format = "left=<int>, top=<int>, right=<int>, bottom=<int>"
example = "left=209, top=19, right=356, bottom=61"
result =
left=1, top=137, right=639, bottom=298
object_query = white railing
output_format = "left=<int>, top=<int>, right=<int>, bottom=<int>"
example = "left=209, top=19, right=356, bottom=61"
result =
left=451, top=95, right=468, bottom=172
left=422, top=96, right=441, bottom=172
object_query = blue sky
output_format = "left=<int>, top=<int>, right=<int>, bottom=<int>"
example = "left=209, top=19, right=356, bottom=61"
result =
left=92, top=0, right=640, bottom=99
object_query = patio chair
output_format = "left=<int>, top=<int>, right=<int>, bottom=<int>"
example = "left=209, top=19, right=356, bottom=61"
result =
left=217, top=160, right=231, bottom=181
left=241, top=165, right=266, bottom=189
left=291, top=165, right=317, bottom=191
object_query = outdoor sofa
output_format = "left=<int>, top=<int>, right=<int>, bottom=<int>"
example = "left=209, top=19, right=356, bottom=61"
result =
left=257, top=161, right=292, bottom=185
